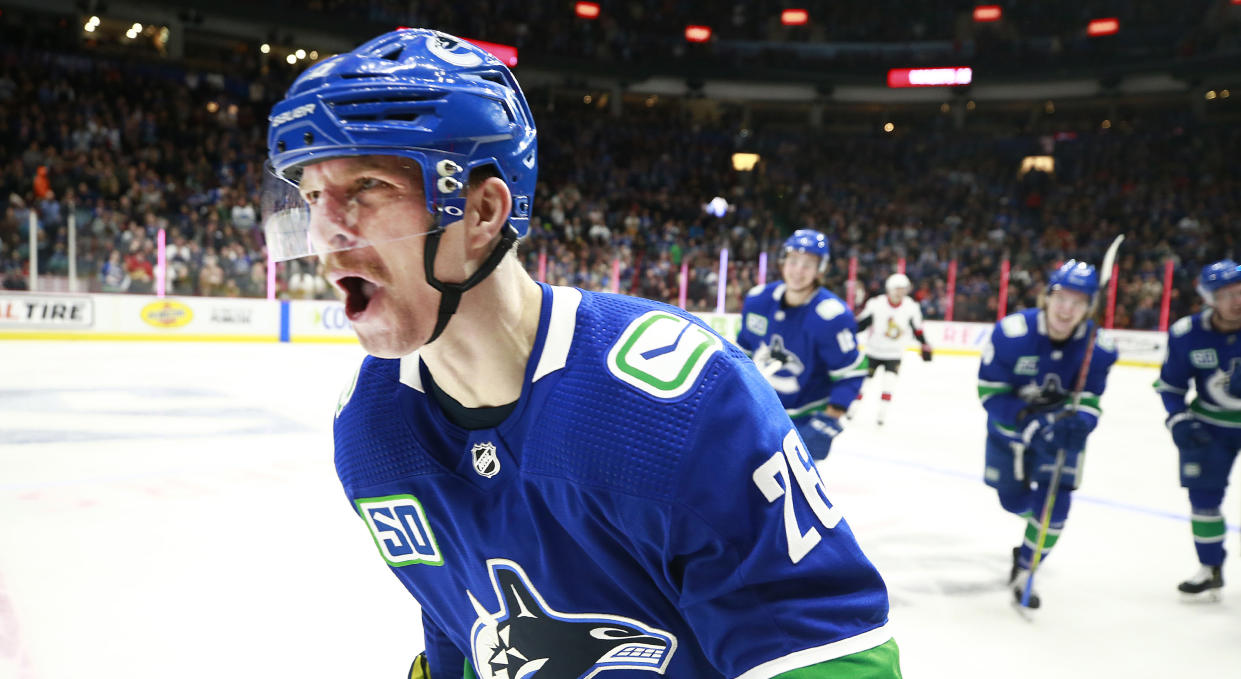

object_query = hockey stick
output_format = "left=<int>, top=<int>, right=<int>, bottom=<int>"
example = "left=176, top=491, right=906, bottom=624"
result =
left=1019, top=234, right=1124, bottom=610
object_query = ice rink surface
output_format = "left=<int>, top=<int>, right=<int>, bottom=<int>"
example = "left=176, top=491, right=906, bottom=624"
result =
left=1, top=339, right=1238, bottom=678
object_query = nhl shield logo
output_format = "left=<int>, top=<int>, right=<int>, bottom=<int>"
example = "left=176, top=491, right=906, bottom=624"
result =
left=472, top=441, right=500, bottom=478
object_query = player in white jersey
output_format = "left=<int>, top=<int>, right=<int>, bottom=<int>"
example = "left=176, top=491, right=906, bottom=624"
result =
left=854, top=274, right=932, bottom=425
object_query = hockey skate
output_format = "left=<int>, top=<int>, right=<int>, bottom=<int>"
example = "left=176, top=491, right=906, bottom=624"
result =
left=1178, top=565, right=1223, bottom=602
left=1010, top=547, right=1040, bottom=609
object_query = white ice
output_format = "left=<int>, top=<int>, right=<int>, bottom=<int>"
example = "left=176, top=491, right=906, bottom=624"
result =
left=0, top=340, right=1236, bottom=678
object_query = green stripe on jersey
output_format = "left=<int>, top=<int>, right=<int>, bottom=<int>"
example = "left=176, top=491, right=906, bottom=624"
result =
left=978, top=384, right=1013, bottom=402
left=1153, top=378, right=1187, bottom=394
left=772, top=638, right=903, bottom=679
left=1190, top=399, right=1241, bottom=427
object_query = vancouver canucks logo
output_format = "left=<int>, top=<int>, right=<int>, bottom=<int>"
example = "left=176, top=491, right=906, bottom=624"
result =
left=467, top=560, right=677, bottom=678
left=1018, top=374, right=1068, bottom=410
left=753, top=334, right=805, bottom=394
left=1203, top=358, right=1241, bottom=410
left=427, top=32, right=485, bottom=67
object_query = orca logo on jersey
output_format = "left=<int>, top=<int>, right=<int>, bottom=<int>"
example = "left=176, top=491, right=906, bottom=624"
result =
left=1202, top=359, right=1241, bottom=412
left=472, top=441, right=500, bottom=478
left=466, top=559, right=677, bottom=679
left=752, top=335, right=805, bottom=394
left=1017, top=374, right=1068, bottom=411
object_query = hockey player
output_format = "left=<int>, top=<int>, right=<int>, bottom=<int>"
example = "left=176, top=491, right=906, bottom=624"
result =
left=263, top=30, right=900, bottom=678
left=735, top=230, right=868, bottom=460
left=1155, top=259, right=1241, bottom=600
left=976, top=261, right=1118, bottom=608
left=855, top=273, right=933, bottom=425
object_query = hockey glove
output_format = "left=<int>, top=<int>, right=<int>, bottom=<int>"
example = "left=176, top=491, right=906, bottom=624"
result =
left=1168, top=412, right=1212, bottom=450
left=1229, top=361, right=1241, bottom=399
left=1047, top=411, right=1091, bottom=453
left=1021, top=410, right=1089, bottom=453
left=408, top=653, right=430, bottom=679
left=809, top=412, right=843, bottom=439
left=920, top=344, right=933, bottom=362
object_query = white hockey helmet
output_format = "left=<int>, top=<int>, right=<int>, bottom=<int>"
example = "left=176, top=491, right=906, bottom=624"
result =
left=886, top=273, right=911, bottom=295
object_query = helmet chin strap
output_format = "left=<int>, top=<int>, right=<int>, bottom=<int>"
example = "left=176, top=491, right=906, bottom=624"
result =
left=421, top=221, right=519, bottom=345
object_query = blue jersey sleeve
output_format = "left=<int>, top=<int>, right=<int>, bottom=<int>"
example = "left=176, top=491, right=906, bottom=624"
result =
left=1155, top=321, right=1192, bottom=416
left=422, top=609, right=467, bottom=678
left=618, top=362, right=894, bottom=677
left=1075, top=334, right=1118, bottom=430
left=817, top=308, right=866, bottom=408
left=977, top=323, right=1027, bottom=428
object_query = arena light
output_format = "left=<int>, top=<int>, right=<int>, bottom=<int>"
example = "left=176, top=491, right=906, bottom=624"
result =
left=1087, top=18, right=1119, bottom=36
left=731, top=153, right=760, bottom=171
left=575, top=1, right=600, bottom=19
left=260, top=43, right=270, bottom=54
left=1019, top=155, right=1055, bottom=177
left=463, top=37, right=518, bottom=67
left=685, top=25, right=712, bottom=43
left=973, top=5, right=1002, bottom=22
left=781, top=9, right=809, bottom=26
left=887, top=67, right=973, bottom=88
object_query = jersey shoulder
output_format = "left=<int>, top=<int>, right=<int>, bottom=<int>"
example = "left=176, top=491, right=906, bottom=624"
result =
left=528, top=290, right=761, bottom=501
left=808, top=289, right=854, bottom=327
left=333, top=355, right=441, bottom=489
left=1091, top=325, right=1120, bottom=364
left=990, top=309, right=1038, bottom=347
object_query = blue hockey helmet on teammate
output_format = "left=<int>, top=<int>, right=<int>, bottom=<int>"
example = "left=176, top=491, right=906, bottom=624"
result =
left=1047, top=260, right=1099, bottom=300
left=783, top=229, right=830, bottom=272
left=1196, top=259, right=1241, bottom=305
left=263, top=28, right=538, bottom=262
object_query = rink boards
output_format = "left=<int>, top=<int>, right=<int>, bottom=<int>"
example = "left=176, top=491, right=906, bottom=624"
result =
left=0, top=290, right=1165, bottom=366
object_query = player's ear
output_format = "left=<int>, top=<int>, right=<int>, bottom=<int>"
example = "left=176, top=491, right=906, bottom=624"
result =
left=464, top=176, right=512, bottom=256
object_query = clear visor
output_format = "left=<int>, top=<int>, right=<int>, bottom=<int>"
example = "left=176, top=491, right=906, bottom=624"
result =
left=260, top=153, right=469, bottom=262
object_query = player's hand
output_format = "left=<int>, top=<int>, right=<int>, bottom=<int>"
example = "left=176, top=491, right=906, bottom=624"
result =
left=1229, top=361, right=1241, bottom=398
left=920, top=344, right=933, bottom=362
left=1168, top=413, right=1212, bottom=449
left=1048, top=412, right=1091, bottom=453
left=809, top=411, right=843, bottom=439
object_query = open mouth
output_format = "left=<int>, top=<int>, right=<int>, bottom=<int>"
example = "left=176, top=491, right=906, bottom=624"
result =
left=336, top=276, right=380, bottom=320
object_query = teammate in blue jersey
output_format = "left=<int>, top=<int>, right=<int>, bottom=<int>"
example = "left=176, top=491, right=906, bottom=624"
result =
left=262, top=29, right=900, bottom=678
left=735, top=230, right=867, bottom=460
left=976, top=261, right=1118, bottom=608
left=1155, top=259, right=1241, bottom=600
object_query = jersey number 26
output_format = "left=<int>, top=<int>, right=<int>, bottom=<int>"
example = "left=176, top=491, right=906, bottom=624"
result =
left=752, top=429, right=843, bottom=563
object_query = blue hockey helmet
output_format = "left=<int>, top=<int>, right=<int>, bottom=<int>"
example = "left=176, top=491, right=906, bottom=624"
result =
left=1197, top=259, right=1241, bottom=305
left=263, top=28, right=537, bottom=261
left=783, top=229, right=830, bottom=273
left=1047, top=260, right=1099, bottom=300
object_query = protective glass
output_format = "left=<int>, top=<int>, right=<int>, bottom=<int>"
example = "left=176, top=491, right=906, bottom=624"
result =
left=260, top=151, right=469, bottom=262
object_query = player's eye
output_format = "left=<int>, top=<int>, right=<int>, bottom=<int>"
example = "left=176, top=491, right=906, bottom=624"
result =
left=356, top=177, right=391, bottom=192
left=302, top=189, right=321, bottom=204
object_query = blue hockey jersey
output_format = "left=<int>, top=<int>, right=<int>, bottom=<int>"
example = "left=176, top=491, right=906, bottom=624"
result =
left=977, top=309, right=1118, bottom=441
left=333, top=284, right=896, bottom=679
left=735, top=283, right=867, bottom=418
left=1155, top=310, right=1241, bottom=427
